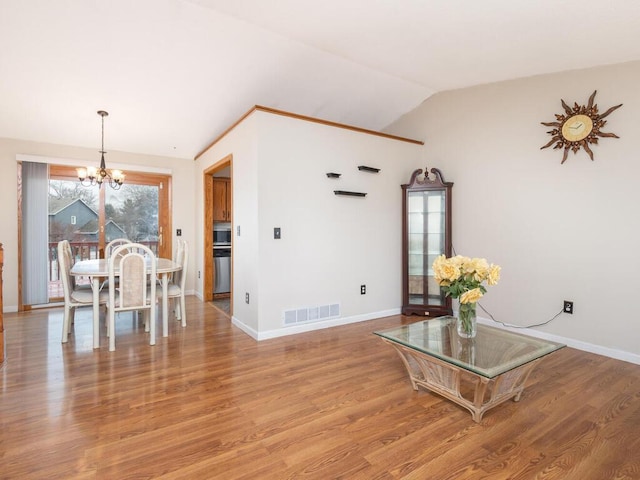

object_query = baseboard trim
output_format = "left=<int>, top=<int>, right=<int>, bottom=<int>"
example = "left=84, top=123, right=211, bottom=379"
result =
left=232, top=308, right=402, bottom=341
left=229, top=307, right=640, bottom=366
left=476, top=316, right=640, bottom=366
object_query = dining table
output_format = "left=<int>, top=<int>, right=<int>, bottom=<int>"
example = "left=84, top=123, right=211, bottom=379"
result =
left=70, top=257, right=182, bottom=349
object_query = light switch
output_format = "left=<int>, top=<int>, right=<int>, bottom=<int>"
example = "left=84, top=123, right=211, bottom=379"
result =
left=274, top=227, right=281, bottom=239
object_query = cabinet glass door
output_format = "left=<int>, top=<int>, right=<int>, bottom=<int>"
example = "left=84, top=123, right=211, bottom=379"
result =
left=407, top=190, right=446, bottom=306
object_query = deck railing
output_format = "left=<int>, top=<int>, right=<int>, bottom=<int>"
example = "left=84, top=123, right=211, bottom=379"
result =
left=48, top=241, right=158, bottom=282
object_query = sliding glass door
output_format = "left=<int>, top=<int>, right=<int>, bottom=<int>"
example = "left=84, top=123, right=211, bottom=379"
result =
left=25, top=164, right=171, bottom=305
left=105, top=183, right=161, bottom=250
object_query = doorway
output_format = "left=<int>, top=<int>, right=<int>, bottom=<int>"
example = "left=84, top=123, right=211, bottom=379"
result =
left=203, top=155, right=232, bottom=316
left=19, top=163, right=172, bottom=309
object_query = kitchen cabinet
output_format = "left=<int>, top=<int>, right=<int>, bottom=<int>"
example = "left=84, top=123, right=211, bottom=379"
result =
left=401, top=168, right=453, bottom=317
left=213, top=177, right=231, bottom=222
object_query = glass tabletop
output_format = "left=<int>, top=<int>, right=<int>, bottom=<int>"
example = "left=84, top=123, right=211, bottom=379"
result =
left=374, top=316, right=565, bottom=378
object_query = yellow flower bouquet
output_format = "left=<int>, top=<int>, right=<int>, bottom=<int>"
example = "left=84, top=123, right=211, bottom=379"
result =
left=432, top=255, right=501, bottom=337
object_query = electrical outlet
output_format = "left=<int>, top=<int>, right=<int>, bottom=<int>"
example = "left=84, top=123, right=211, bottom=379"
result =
left=245, top=292, right=250, bottom=304
left=176, top=228, right=182, bottom=236
left=563, top=300, right=574, bottom=314
left=274, top=227, right=281, bottom=239
left=361, top=284, right=366, bottom=295
left=198, top=271, right=200, bottom=279
left=237, top=225, right=241, bottom=236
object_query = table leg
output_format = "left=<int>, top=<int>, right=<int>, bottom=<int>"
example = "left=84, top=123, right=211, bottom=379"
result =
left=91, top=276, right=100, bottom=349
left=162, top=273, right=169, bottom=337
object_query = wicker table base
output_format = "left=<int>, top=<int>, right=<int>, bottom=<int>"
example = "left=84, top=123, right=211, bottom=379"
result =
left=382, top=339, right=542, bottom=422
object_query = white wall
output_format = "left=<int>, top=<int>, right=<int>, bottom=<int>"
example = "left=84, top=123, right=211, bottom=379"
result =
left=0, top=138, right=196, bottom=311
left=195, top=113, right=260, bottom=332
left=195, top=110, right=425, bottom=338
left=255, top=113, right=423, bottom=334
left=386, top=60, right=640, bottom=360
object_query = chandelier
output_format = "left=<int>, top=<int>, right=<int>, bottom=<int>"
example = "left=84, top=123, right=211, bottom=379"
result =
left=77, top=110, right=125, bottom=189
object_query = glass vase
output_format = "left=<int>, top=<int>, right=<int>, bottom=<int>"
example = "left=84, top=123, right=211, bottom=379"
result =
left=457, top=302, right=477, bottom=338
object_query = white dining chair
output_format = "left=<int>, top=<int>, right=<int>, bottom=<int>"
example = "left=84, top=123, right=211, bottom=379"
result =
left=101, top=238, right=130, bottom=290
left=106, top=243, right=157, bottom=351
left=105, top=238, right=130, bottom=258
left=58, top=240, right=107, bottom=343
left=162, top=240, right=188, bottom=327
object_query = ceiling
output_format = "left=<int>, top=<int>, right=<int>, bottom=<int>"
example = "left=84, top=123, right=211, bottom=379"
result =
left=1, top=0, right=640, bottom=159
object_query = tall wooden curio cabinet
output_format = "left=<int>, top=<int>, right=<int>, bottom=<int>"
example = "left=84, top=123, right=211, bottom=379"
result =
left=402, top=167, right=453, bottom=316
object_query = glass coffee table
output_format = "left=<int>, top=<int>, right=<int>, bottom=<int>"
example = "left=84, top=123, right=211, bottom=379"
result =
left=374, top=317, right=565, bottom=422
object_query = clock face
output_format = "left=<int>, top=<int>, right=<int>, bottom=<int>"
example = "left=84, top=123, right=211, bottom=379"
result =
left=561, top=114, right=593, bottom=142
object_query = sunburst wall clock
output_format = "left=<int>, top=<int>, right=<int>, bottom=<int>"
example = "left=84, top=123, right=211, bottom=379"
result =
left=540, top=90, right=622, bottom=164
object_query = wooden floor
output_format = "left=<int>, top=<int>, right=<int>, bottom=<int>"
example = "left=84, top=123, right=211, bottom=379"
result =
left=2, top=297, right=640, bottom=479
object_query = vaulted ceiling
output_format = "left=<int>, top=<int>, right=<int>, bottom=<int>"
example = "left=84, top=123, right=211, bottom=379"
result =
left=2, top=0, right=639, bottom=159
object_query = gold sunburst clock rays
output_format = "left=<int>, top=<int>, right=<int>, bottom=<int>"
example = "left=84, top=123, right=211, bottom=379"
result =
left=540, top=90, right=622, bottom=164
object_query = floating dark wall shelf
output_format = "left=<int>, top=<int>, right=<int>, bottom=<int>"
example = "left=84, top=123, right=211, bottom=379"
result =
left=358, top=166, right=380, bottom=173
left=334, top=190, right=366, bottom=197
left=326, top=172, right=341, bottom=178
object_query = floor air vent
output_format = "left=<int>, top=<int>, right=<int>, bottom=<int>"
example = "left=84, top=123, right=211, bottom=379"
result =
left=284, top=303, right=340, bottom=326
